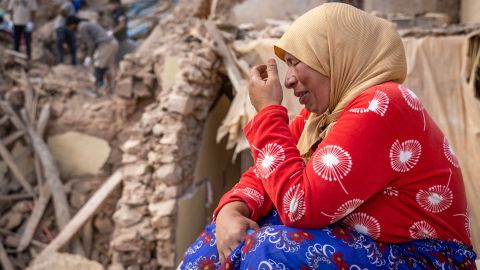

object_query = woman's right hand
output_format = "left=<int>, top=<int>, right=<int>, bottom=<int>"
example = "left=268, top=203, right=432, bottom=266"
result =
left=215, top=201, right=259, bottom=263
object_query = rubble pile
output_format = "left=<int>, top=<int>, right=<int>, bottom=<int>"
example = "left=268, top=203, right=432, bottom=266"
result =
left=110, top=15, right=223, bottom=270
left=0, top=44, right=134, bottom=269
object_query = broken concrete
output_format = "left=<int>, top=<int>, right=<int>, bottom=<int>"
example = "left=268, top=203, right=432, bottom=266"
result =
left=47, top=131, right=111, bottom=178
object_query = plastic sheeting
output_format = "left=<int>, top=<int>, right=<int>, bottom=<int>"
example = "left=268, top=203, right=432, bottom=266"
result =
left=403, top=33, right=480, bottom=252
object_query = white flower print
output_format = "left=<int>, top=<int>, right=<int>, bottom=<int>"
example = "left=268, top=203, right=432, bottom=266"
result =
left=416, top=186, right=453, bottom=213
left=257, top=259, right=289, bottom=270
left=398, top=85, right=426, bottom=131
left=343, top=212, right=381, bottom=239
left=383, top=186, right=399, bottom=196
left=283, top=184, right=306, bottom=222
left=443, top=137, right=459, bottom=168
left=409, top=221, right=438, bottom=239
left=312, top=145, right=352, bottom=194
left=253, top=143, right=285, bottom=180
left=349, top=91, right=390, bottom=116
left=321, top=199, right=364, bottom=223
left=389, top=139, right=422, bottom=172
left=416, top=168, right=453, bottom=213
left=233, top=187, right=264, bottom=207
left=306, top=243, right=335, bottom=268
left=453, top=213, right=471, bottom=237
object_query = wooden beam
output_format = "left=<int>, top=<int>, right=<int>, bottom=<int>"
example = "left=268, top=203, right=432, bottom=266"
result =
left=36, top=103, right=50, bottom=136
left=205, top=21, right=248, bottom=95
left=0, top=242, right=14, bottom=270
left=0, top=228, right=46, bottom=249
left=0, top=101, right=26, bottom=131
left=0, top=115, right=8, bottom=126
left=2, top=130, right=25, bottom=146
left=0, top=193, right=33, bottom=202
left=25, top=122, right=85, bottom=255
left=40, top=170, right=122, bottom=255
left=17, top=184, right=51, bottom=252
left=0, top=141, right=34, bottom=195
left=4, top=48, right=28, bottom=60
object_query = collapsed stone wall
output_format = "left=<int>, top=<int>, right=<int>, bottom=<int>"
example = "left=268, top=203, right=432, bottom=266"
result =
left=109, top=16, right=223, bottom=270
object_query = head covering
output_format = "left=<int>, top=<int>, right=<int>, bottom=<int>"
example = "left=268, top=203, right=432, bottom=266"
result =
left=274, top=3, right=407, bottom=159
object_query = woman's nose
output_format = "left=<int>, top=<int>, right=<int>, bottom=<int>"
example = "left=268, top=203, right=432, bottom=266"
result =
left=284, top=69, right=297, bottom=89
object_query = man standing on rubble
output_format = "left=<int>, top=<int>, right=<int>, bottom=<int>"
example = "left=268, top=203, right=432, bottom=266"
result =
left=109, top=0, right=133, bottom=63
left=66, top=16, right=119, bottom=95
left=54, top=0, right=77, bottom=65
left=8, top=0, right=38, bottom=60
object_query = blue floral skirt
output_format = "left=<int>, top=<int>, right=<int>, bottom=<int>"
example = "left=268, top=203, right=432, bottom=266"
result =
left=179, top=210, right=477, bottom=269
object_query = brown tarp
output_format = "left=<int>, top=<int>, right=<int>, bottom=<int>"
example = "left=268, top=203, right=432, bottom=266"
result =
left=403, top=34, right=480, bottom=252
left=218, top=34, right=480, bottom=252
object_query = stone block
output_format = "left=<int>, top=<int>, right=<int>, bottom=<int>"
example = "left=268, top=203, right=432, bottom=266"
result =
left=47, top=131, right=111, bottom=177
left=156, top=252, right=175, bottom=268
left=121, top=139, right=141, bottom=154
left=165, top=94, right=194, bottom=115
left=116, top=77, right=133, bottom=98
left=161, top=56, right=180, bottom=92
left=122, top=153, right=138, bottom=164
left=153, top=164, right=182, bottom=184
left=151, top=215, right=172, bottom=228
left=155, top=228, right=172, bottom=240
left=111, top=231, right=141, bottom=252
left=113, top=204, right=145, bottom=227
left=122, top=163, right=152, bottom=177
left=152, top=123, right=163, bottom=136
left=159, top=132, right=179, bottom=145
left=121, top=182, right=148, bottom=205
left=148, top=199, right=176, bottom=217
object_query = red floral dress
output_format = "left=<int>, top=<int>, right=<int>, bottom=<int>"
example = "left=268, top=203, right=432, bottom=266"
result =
left=214, top=81, right=471, bottom=245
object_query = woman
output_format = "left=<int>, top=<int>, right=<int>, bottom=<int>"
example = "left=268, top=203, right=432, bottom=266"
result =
left=180, top=3, right=477, bottom=269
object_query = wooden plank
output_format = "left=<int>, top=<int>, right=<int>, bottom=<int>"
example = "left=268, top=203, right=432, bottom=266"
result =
left=0, top=193, right=33, bottom=202
left=34, top=103, right=50, bottom=188
left=0, top=101, right=26, bottom=131
left=22, top=71, right=34, bottom=123
left=4, top=49, right=28, bottom=60
left=17, top=184, right=51, bottom=252
left=0, top=228, right=46, bottom=249
left=0, top=141, right=34, bottom=195
left=25, top=123, right=85, bottom=255
left=205, top=21, right=247, bottom=95
left=0, top=242, right=14, bottom=270
left=40, top=170, right=123, bottom=255
left=36, top=103, right=50, bottom=136
left=209, top=0, right=220, bottom=19
left=0, top=115, right=8, bottom=126
left=2, top=130, right=25, bottom=146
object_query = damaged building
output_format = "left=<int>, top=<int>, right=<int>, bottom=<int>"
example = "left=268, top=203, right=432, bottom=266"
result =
left=0, top=0, right=479, bottom=269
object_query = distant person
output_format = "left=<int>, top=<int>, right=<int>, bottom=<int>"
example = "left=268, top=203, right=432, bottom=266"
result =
left=109, top=0, right=135, bottom=63
left=66, top=16, right=118, bottom=95
left=54, top=0, right=77, bottom=65
left=8, top=0, right=38, bottom=60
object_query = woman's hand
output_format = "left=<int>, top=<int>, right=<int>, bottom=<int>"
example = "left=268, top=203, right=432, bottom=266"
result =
left=249, top=58, right=283, bottom=112
left=215, top=201, right=259, bottom=263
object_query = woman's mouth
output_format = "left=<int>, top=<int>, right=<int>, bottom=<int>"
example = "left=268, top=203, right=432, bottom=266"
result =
left=299, top=91, right=308, bottom=104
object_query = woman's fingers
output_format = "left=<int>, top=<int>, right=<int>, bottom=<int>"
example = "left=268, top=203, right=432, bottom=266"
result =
left=247, top=219, right=260, bottom=231
left=266, top=58, right=279, bottom=81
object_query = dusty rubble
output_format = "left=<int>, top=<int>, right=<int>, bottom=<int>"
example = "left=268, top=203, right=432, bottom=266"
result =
left=1, top=0, right=480, bottom=269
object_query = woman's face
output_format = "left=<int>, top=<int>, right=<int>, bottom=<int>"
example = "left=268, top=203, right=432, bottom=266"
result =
left=284, top=52, right=330, bottom=114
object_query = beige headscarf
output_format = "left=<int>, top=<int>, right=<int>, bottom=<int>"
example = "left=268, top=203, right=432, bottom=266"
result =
left=274, top=3, right=407, bottom=159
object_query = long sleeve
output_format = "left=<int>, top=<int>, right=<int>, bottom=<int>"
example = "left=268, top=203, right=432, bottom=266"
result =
left=213, top=108, right=310, bottom=221
left=79, top=23, right=95, bottom=57
left=244, top=86, right=400, bottom=228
